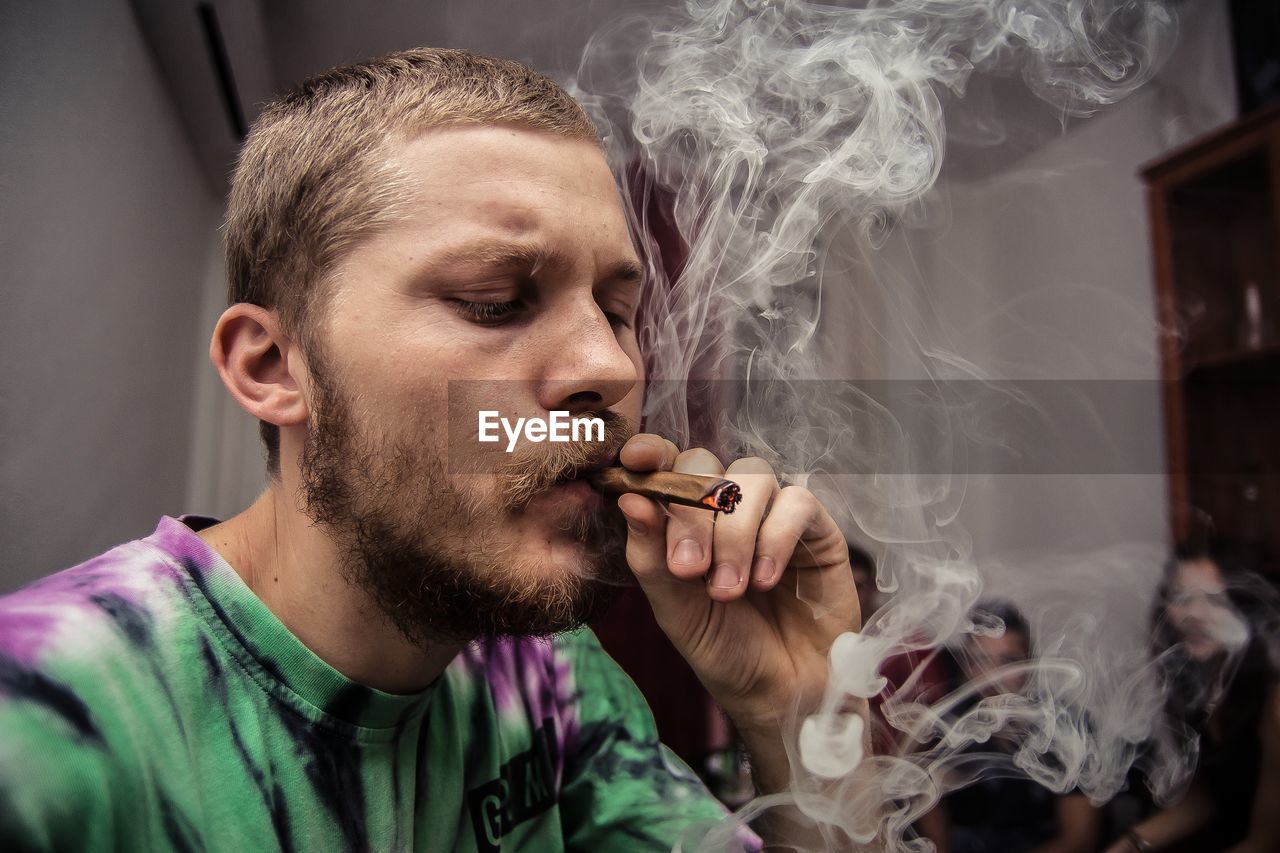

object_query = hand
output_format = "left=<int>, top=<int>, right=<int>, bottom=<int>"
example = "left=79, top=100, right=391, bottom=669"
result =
left=1101, top=831, right=1152, bottom=853
left=613, top=434, right=860, bottom=742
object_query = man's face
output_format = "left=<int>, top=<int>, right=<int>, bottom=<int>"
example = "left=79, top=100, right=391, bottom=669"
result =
left=297, top=126, right=646, bottom=643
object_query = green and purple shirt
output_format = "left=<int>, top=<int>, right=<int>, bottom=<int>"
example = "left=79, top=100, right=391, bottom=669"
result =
left=0, top=516, right=746, bottom=851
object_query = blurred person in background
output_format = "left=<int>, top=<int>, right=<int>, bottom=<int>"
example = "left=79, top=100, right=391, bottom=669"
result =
left=850, top=542, right=880, bottom=621
left=1105, top=543, right=1280, bottom=853
left=916, top=601, right=1102, bottom=853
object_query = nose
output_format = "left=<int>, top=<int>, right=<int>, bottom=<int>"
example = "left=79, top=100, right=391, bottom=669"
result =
left=1187, top=595, right=1214, bottom=621
left=535, top=299, right=638, bottom=415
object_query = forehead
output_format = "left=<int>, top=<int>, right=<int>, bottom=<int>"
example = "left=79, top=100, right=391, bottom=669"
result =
left=383, top=125, right=628, bottom=244
left=1174, top=559, right=1226, bottom=595
left=972, top=630, right=1028, bottom=657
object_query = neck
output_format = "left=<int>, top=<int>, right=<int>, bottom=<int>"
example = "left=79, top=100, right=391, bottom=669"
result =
left=197, top=486, right=463, bottom=693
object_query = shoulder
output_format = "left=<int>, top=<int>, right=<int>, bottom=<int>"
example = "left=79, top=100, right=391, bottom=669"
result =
left=0, top=541, right=185, bottom=847
left=0, top=536, right=192, bottom=762
left=0, top=537, right=187, bottom=677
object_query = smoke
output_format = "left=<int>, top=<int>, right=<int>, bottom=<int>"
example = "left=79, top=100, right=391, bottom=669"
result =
left=563, top=0, right=1273, bottom=850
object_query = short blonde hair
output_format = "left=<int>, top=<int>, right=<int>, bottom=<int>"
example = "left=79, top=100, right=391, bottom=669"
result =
left=224, top=48, right=601, bottom=472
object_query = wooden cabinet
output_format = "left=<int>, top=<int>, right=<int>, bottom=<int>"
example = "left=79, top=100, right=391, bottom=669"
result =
left=1143, top=104, right=1280, bottom=573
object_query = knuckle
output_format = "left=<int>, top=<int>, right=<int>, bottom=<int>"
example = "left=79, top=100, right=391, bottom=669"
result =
left=730, top=456, right=774, bottom=476
left=675, top=446, right=721, bottom=467
left=780, top=485, right=818, bottom=513
left=624, top=546, right=657, bottom=575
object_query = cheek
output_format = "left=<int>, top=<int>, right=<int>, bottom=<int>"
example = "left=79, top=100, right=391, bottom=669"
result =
left=382, top=390, right=449, bottom=448
left=1203, top=608, right=1234, bottom=635
left=619, top=342, right=646, bottom=424
left=619, top=385, right=644, bottom=428
left=337, top=368, right=452, bottom=466
left=446, top=393, right=514, bottom=475
left=1002, top=673, right=1028, bottom=692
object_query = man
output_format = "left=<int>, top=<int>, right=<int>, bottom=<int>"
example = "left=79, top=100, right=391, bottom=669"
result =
left=0, top=49, right=859, bottom=851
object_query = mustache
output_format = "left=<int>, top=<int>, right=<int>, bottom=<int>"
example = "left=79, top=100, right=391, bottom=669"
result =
left=497, top=410, right=636, bottom=508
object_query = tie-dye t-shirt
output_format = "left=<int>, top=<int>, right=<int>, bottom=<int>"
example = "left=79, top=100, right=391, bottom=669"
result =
left=0, top=516, right=744, bottom=851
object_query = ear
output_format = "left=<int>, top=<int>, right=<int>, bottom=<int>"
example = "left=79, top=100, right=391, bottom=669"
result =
left=209, top=304, right=309, bottom=429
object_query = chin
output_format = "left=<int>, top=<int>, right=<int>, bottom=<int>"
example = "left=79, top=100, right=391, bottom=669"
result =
left=540, top=534, right=620, bottom=584
left=515, top=504, right=621, bottom=568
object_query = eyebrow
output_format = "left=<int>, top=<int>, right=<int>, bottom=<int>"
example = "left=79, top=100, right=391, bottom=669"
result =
left=430, top=240, right=644, bottom=289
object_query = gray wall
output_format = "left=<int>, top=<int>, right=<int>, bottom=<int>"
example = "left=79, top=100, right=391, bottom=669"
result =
left=1, top=0, right=222, bottom=590
left=923, top=91, right=1179, bottom=557
left=893, top=0, right=1237, bottom=559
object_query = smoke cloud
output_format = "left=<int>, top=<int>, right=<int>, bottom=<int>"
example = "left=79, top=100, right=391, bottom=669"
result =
left=564, top=1, right=1271, bottom=850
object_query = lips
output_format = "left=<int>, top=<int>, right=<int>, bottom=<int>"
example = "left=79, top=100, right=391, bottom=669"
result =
left=536, top=476, right=605, bottom=513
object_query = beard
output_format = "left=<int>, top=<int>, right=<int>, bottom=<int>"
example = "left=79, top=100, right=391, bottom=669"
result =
left=297, top=349, right=635, bottom=645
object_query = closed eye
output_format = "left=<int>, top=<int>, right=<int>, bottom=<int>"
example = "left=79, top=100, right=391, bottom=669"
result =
left=449, top=298, right=525, bottom=325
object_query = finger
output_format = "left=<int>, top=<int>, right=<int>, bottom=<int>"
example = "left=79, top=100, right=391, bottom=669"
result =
left=616, top=492, right=706, bottom=647
left=755, top=486, right=859, bottom=628
left=664, top=447, right=724, bottom=580
left=753, top=486, right=826, bottom=573
left=618, top=433, right=680, bottom=473
left=707, top=457, right=780, bottom=600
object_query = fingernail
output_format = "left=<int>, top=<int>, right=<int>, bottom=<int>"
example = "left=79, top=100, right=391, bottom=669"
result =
left=752, top=556, right=776, bottom=583
left=710, top=563, right=741, bottom=589
left=673, top=538, right=703, bottom=565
